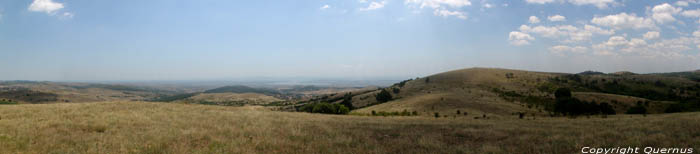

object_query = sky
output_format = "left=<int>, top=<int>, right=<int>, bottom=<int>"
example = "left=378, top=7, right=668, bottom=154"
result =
left=0, top=0, right=699, bottom=81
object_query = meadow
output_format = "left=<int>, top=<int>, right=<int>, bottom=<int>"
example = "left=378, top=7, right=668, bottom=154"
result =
left=0, top=102, right=698, bottom=154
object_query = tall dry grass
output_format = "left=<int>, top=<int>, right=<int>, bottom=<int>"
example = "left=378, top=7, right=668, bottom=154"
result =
left=0, top=102, right=698, bottom=153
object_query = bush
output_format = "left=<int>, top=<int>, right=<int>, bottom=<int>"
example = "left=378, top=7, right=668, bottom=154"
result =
left=392, top=88, right=400, bottom=94
left=599, top=102, right=616, bottom=115
left=341, top=93, right=354, bottom=110
left=554, top=88, right=572, bottom=99
left=626, top=102, right=647, bottom=114
left=376, top=89, right=393, bottom=103
left=298, top=102, right=349, bottom=114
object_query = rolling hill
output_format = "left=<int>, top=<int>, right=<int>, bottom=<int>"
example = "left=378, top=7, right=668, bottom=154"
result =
left=301, top=67, right=700, bottom=117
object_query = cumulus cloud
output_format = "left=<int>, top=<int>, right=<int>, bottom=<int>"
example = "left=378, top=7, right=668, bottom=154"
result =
left=434, top=8, right=467, bottom=19
left=651, top=3, right=682, bottom=24
left=405, top=0, right=472, bottom=19
left=591, top=13, right=656, bottom=29
left=693, top=30, right=700, bottom=37
left=28, top=0, right=64, bottom=14
left=320, top=5, right=331, bottom=10
left=676, top=1, right=689, bottom=7
left=681, top=9, right=700, bottom=17
left=590, top=35, right=699, bottom=58
left=518, top=24, right=613, bottom=43
left=405, top=0, right=472, bottom=9
left=482, top=3, right=494, bottom=8
left=584, top=24, right=615, bottom=35
left=643, top=31, right=660, bottom=40
left=550, top=45, right=588, bottom=54
left=61, top=12, right=74, bottom=19
left=509, top=31, right=535, bottom=46
left=568, top=0, right=616, bottom=9
left=529, top=16, right=540, bottom=24
left=360, top=1, right=387, bottom=11
left=548, top=15, right=566, bottom=22
left=525, top=0, right=554, bottom=4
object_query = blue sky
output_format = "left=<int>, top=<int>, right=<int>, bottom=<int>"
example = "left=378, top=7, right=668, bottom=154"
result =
left=0, top=0, right=699, bottom=81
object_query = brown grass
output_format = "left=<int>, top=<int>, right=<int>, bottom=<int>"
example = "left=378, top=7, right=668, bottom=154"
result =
left=0, top=102, right=698, bottom=154
left=179, top=93, right=283, bottom=105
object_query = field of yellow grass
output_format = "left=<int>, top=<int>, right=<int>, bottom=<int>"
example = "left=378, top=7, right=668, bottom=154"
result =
left=0, top=102, right=698, bottom=153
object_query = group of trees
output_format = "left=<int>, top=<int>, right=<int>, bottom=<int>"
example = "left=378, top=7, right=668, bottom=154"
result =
left=298, top=102, right=350, bottom=114
left=371, top=110, right=417, bottom=116
left=376, top=89, right=393, bottom=103
left=553, top=88, right=617, bottom=116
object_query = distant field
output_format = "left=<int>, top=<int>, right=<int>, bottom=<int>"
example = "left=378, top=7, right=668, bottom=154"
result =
left=0, top=102, right=698, bottom=154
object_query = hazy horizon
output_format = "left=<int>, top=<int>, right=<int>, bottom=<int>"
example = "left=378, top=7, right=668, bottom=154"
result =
left=2, top=0, right=700, bottom=81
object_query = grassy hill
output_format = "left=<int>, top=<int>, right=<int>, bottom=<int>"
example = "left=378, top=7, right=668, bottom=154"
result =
left=0, top=81, right=174, bottom=104
left=302, top=68, right=700, bottom=117
left=172, top=93, right=284, bottom=106
left=204, top=85, right=279, bottom=95
left=0, top=102, right=697, bottom=153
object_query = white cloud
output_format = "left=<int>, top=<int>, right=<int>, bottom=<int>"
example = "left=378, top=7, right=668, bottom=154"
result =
left=61, top=12, right=74, bottom=19
left=528, top=16, right=540, bottom=24
left=360, top=1, right=387, bottom=11
left=518, top=24, right=613, bottom=43
left=509, top=31, right=535, bottom=46
left=651, top=3, right=682, bottom=24
left=405, top=0, right=472, bottom=9
left=525, top=0, right=554, bottom=4
left=320, top=5, right=331, bottom=10
left=584, top=24, right=615, bottom=35
left=676, top=1, right=689, bottom=7
left=693, top=30, right=700, bottom=37
left=591, top=13, right=656, bottom=29
left=405, top=0, right=471, bottom=19
left=548, top=15, right=566, bottom=22
left=550, top=45, right=588, bottom=54
left=590, top=35, right=699, bottom=58
left=483, top=3, right=493, bottom=8
left=28, top=0, right=64, bottom=14
left=568, top=0, right=616, bottom=9
left=643, top=31, right=660, bottom=40
left=434, top=8, right=467, bottom=19
left=681, top=9, right=700, bottom=17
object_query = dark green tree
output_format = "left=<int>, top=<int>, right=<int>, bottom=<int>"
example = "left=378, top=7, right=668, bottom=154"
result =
left=376, top=89, right=393, bottom=103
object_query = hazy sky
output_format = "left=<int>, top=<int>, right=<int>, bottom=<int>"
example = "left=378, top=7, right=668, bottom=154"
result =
left=1, top=0, right=699, bottom=81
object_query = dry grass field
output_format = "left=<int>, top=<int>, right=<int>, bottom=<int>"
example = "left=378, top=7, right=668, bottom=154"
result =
left=1, top=102, right=698, bottom=154
left=176, top=93, right=283, bottom=105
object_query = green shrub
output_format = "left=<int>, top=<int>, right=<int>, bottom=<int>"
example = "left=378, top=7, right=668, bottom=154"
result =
left=376, top=89, right=393, bottom=103
left=626, top=102, right=647, bottom=114
left=298, top=102, right=349, bottom=114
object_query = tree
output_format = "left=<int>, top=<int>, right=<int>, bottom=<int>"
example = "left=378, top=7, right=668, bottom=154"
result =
left=299, top=102, right=350, bottom=114
left=626, top=102, right=647, bottom=114
left=599, top=102, right=616, bottom=115
left=341, top=93, right=354, bottom=110
left=376, top=89, right=393, bottom=103
left=555, top=88, right=572, bottom=99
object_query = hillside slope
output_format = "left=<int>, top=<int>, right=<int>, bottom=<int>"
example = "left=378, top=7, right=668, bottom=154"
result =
left=0, top=102, right=698, bottom=153
left=303, top=67, right=700, bottom=117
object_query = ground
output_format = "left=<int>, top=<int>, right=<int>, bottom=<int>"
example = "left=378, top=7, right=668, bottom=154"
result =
left=1, top=102, right=698, bottom=154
